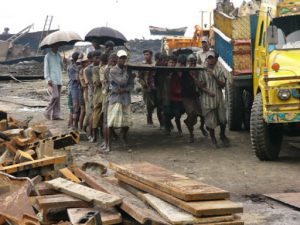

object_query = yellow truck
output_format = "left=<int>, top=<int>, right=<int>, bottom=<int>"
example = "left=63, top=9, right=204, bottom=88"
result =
left=214, top=0, right=300, bottom=160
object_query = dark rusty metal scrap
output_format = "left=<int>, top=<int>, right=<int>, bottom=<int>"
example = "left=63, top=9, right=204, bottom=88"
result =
left=0, top=174, right=39, bottom=224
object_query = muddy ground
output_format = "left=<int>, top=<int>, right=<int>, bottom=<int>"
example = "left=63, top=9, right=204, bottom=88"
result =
left=1, top=78, right=300, bottom=225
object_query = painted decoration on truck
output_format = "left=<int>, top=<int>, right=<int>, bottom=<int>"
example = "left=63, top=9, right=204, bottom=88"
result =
left=267, top=112, right=300, bottom=123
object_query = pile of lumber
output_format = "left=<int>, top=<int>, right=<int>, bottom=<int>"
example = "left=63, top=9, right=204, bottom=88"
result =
left=108, top=162, right=244, bottom=225
left=0, top=153, right=244, bottom=224
left=0, top=110, right=79, bottom=178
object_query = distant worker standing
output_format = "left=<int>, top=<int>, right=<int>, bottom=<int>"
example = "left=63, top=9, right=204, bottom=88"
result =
left=44, top=45, right=64, bottom=120
left=104, top=40, right=115, bottom=55
left=196, top=37, right=211, bottom=67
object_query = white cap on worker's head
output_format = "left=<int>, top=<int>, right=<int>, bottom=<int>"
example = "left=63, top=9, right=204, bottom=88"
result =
left=207, top=50, right=216, bottom=58
left=201, top=36, right=209, bottom=43
left=117, top=50, right=128, bottom=58
left=76, top=53, right=85, bottom=63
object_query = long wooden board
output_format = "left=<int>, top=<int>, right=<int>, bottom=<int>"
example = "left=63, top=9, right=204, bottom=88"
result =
left=141, top=193, right=235, bottom=225
left=110, top=162, right=229, bottom=201
left=68, top=208, right=122, bottom=225
left=37, top=194, right=90, bottom=209
left=46, top=178, right=122, bottom=207
left=264, top=193, right=300, bottom=209
left=127, top=63, right=206, bottom=72
left=75, top=168, right=169, bottom=225
left=116, top=173, right=243, bottom=217
left=0, top=155, right=66, bottom=174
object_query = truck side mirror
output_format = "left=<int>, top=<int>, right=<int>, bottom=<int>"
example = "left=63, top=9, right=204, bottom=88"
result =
left=267, top=25, right=278, bottom=45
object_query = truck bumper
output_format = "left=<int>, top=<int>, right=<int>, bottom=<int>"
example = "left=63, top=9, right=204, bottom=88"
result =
left=265, top=112, right=300, bottom=123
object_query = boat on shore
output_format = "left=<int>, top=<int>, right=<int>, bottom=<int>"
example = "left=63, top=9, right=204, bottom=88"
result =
left=149, top=26, right=188, bottom=36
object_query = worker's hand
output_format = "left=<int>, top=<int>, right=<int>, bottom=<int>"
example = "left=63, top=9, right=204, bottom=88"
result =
left=142, top=83, right=148, bottom=89
left=207, top=69, right=214, bottom=76
left=208, top=92, right=215, bottom=97
left=198, top=80, right=206, bottom=88
left=96, top=81, right=101, bottom=87
left=48, top=80, right=53, bottom=87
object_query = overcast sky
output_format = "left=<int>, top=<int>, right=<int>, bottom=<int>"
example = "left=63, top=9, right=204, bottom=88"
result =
left=0, top=0, right=244, bottom=40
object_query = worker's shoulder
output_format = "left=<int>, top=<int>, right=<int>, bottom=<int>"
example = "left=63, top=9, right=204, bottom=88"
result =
left=110, top=65, right=120, bottom=73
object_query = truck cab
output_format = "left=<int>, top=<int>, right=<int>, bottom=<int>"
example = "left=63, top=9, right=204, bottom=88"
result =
left=213, top=0, right=300, bottom=160
left=251, top=1, right=300, bottom=160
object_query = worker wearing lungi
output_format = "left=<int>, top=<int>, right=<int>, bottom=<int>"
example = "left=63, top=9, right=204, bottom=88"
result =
left=197, top=50, right=229, bottom=148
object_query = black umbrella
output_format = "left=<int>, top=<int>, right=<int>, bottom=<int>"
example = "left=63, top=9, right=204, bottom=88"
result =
left=85, top=27, right=127, bottom=46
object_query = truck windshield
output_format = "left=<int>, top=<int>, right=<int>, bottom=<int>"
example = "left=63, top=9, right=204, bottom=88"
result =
left=277, top=30, right=300, bottom=49
left=273, top=15, right=300, bottom=50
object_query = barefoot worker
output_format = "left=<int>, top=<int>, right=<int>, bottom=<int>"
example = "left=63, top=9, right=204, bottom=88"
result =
left=44, top=45, right=64, bottom=120
left=107, top=50, right=134, bottom=151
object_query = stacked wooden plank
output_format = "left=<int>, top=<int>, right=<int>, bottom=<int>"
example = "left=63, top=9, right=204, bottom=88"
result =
left=109, top=162, right=244, bottom=225
left=1, top=161, right=244, bottom=225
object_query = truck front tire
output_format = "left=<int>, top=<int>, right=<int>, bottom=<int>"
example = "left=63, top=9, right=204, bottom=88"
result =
left=250, top=92, right=283, bottom=161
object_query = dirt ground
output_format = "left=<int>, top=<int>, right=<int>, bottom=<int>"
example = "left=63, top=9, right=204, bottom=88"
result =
left=1, top=78, right=300, bottom=225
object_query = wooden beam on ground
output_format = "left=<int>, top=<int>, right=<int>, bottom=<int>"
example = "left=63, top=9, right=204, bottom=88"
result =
left=75, top=168, right=169, bottom=225
left=0, top=155, right=66, bottom=174
left=46, top=178, right=122, bottom=208
left=68, top=208, right=122, bottom=225
left=35, top=139, right=54, bottom=159
left=14, top=150, right=34, bottom=163
left=0, top=119, right=8, bottom=131
left=36, top=193, right=91, bottom=223
left=116, top=173, right=243, bottom=217
left=264, top=193, right=300, bottom=209
left=59, top=168, right=81, bottom=183
left=110, top=162, right=229, bottom=201
left=13, top=136, right=37, bottom=146
left=2, top=128, right=24, bottom=137
left=35, top=182, right=59, bottom=195
left=140, top=193, right=235, bottom=225
left=37, top=194, right=91, bottom=209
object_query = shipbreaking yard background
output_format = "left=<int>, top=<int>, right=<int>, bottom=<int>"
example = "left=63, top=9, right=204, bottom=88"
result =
left=1, top=43, right=300, bottom=224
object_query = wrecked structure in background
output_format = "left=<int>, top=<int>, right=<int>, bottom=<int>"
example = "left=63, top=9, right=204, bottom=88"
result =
left=0, top=16, right=58, bottom=80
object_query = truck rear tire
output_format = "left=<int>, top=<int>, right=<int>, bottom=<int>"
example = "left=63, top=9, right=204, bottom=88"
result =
left=250, top=93, right=283, bottom=161
left=226, top=81, right=243, bottom=131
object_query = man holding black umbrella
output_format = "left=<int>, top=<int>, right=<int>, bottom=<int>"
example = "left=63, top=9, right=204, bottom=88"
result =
left=44, top=45, right=64, bottom=120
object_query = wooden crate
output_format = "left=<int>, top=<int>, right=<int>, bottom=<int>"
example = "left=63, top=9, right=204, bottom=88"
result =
left=214, top=10, right=251, bottom=40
